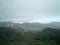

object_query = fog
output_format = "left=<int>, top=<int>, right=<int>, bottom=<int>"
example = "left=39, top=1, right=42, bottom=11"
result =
left=0, top=0, right=60, bottom=23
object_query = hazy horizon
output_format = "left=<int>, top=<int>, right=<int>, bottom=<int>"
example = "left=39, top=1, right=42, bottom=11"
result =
left=0, top=0, right=60, bottom=23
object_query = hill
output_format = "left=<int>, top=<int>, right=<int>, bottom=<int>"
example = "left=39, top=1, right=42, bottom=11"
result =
left=0, top=27, right=24, bottom=45
left=35, top=28, right=60, bottom=45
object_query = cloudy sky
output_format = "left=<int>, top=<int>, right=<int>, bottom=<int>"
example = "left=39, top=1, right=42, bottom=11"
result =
left=0, top=0, right=60, bottom=23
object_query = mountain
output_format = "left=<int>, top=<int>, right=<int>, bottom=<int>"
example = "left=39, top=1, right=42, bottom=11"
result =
left=0, top=22, right=60, bottom=31
left=38, top=28, right=59, bottom=37
left=0, top=27, right=24, bottom=45
left=0, top=22, right=60, bottom=45
left=23, top=22, right=60, bottom=29
left=0, top=22, right=24, bottom=32
left=0, top=22, right=47, bottom=31
left=35, top=28, right=60, bottom=45
left=48, top=22, right=60, bottom=29
left=18, top=22, right=60, bottom=31
left=18, top=22, right=48, bottom=31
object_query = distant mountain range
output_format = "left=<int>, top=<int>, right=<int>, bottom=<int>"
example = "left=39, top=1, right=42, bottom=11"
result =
left=0, top=22, right=60, bottom=31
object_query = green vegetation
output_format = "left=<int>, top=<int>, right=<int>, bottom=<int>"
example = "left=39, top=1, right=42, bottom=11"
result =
left=0, top=22, right=60, bottom=45
left=0, top=27, right=60, bottom=45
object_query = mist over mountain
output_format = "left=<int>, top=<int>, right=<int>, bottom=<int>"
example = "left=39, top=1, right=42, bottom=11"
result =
left=0, top=21, right=60, bottom=31
left=0, top=21, right=60, bottom=45
left=34, top=28, right=60, bottom=45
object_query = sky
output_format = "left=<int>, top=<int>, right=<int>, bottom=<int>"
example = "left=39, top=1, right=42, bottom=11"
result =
left=0, top=0, right=60, bottom=23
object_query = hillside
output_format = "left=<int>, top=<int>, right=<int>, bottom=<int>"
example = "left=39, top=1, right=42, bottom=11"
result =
left=0, top=22, right=60, bottom=45
left=0, top=27, right=24, bottom=45
left=34, top=28, right=60, bottom=45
